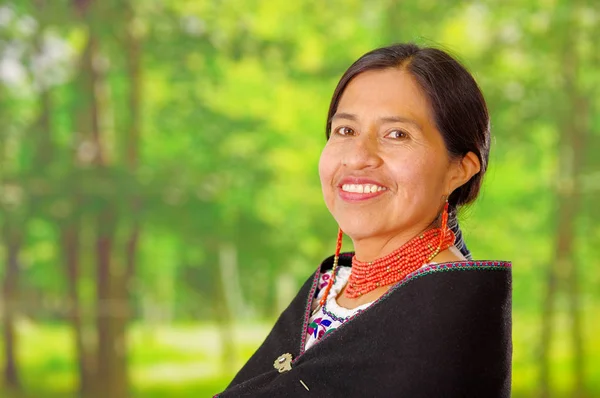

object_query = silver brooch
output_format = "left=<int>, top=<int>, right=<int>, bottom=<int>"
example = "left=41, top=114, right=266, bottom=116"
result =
left=273, top=353, right=293, bottom=373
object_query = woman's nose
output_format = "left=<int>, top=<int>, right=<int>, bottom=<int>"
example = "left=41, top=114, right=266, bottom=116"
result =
left=342, top=132, right=382, bottom=170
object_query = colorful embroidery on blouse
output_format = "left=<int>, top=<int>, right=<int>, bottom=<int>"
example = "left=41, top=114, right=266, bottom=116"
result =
left=304, top=266, right=367, bottom=350
left=308, top=317, right=333, bottom=339
left=322, top=301, right=356, bottom=322
left=318, top=272, right=331, bottom=289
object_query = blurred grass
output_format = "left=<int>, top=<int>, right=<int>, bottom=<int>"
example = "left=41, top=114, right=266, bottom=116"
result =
left=2, top=322, right=267, bottom=397
left=512, top=304, right=600, bottom=397
left=2, top=309, right=599, bottom=397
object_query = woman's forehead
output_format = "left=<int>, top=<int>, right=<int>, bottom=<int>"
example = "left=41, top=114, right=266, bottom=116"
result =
left=335, top=69, right=434, bottom=126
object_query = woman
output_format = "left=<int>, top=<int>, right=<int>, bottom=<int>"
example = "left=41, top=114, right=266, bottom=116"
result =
left=216, top=43, right=511, bottom=397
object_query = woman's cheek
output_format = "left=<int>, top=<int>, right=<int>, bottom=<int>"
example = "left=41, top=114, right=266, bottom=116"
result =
left=318, top=144, right=336, bottom=184
left=318, top=144, right=338, bottom=208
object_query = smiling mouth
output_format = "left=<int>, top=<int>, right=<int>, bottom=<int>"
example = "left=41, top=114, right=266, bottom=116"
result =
left=340, top=184, right=387, bottom=194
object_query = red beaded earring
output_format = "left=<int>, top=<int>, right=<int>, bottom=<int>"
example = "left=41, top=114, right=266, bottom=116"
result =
left=441, top=200, right=449, bottom=231
left=439, top=199, right=450, bottom=248
left=319, top=227, right=343, bottom=307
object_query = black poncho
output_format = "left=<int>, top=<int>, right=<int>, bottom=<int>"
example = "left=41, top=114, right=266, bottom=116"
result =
left=217, top=253, right=512, bottom=397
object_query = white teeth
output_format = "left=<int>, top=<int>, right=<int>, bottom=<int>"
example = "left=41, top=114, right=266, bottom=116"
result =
left=341, top=184, right=386, bottom=193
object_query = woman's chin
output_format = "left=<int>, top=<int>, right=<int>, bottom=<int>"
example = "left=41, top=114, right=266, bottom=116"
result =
left=337, top=223, right=384, bottom=243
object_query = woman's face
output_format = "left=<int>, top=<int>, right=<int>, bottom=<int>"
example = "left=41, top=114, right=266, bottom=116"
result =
left=319, top=68, right=468, bottom=246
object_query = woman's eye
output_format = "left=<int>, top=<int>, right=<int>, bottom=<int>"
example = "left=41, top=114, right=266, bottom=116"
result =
left=386, top=130, right=407, bottom=139
left=335, top=126, right=355, bottom=136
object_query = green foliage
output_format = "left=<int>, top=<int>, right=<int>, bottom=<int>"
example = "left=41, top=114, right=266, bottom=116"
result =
left=0, top=0, right=599, bottom=396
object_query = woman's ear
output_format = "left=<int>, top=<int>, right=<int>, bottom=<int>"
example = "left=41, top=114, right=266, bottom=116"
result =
left=447, top=152, right=481, bottom=194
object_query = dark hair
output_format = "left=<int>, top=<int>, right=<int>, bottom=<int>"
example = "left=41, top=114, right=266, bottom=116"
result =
left=326, top=43, right=491, bottom=259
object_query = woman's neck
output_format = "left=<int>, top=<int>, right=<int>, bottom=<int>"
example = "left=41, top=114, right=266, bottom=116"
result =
left=351, top=227, right=428, bottom=262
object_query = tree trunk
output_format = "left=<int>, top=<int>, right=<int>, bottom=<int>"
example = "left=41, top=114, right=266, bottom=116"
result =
left=61, top=219, right=97, bottom=397
left=219, top=242, right=244, bottom=317
left=95, top=212, right=125, bottom=398
left=32, top=0, right=53, bottom=165
left=1, top=224, right=22, bottom=391
left=566, top=88, right=587, bottom=398
left=69, top=15, right=100, bottom=398
left=539, top=257, right=557, bottom=398
left=557, top=10, right=587, bottom=397
left=540, top=5, right=587, bottom=395
left=100, top=3, right=146, bottom=397
left=123, top=0, right=142, bottom=322
left=216, top=243, right=237, bottom=373
left=73, top=1, right=128, bottom=395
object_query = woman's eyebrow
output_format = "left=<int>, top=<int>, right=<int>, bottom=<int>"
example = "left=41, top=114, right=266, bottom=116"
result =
left=331, top=112, right=359, bottom=122
left=379, top=115, right=420, bottom=128
left=332, top=112, right=422, bottom=130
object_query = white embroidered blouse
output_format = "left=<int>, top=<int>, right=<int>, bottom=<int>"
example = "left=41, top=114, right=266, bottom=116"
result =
left=305, top=263, right=435, bottom=351
left=305, top=266, right=373, bottom=351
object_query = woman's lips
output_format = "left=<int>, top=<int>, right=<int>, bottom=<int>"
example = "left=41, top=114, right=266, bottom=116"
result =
left=337, top=181, right=388, bottom=202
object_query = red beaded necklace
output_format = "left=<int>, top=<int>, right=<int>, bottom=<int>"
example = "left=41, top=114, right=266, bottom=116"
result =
left=345, top=226, right=455, bottom=298
left=319, top=202, right=455, bottom=306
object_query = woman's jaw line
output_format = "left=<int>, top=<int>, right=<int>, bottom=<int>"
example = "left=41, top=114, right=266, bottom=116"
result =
left=344, top=221, right=435, bottom=263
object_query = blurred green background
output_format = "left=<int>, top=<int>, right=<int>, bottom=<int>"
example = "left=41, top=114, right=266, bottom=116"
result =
left=0, top=0, right=599, bottom=397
